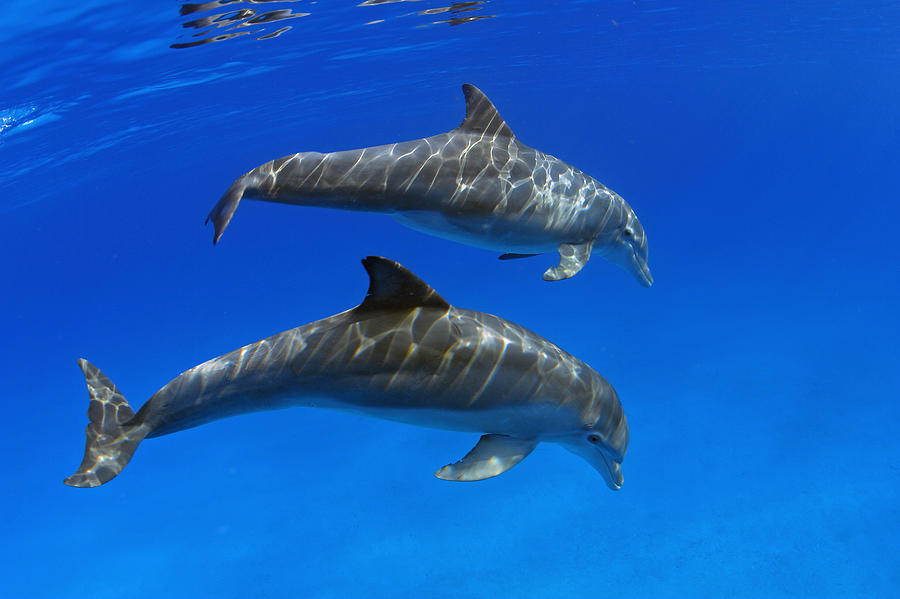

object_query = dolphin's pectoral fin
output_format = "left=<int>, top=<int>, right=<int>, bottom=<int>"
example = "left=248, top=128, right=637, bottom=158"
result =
left=434, top=434, right=538, bottom=482
left=542, top=241, right=593, bottom=281
left=498, top=253, right=540, bottom=260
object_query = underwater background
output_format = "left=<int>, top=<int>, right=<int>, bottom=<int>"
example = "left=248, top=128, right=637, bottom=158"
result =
left=2, top=1, right=898, bottom=597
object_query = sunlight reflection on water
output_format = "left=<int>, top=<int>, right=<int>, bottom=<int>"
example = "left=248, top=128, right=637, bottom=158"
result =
left=171, top=0, right=494, bottom=48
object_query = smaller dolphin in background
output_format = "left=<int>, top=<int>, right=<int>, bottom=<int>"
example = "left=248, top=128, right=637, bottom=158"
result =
left=65, top=257, right=629, bottom=490
left=208, top=84, right=652, bottom=286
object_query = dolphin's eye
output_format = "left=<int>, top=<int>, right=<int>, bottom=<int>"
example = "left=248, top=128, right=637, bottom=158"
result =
left=623, top=228, right=633, bottom=238
left=588, top=434, right=601, bottom=444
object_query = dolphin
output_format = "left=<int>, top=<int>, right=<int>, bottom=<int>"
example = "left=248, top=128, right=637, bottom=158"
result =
left=207, top=84, right=652, bottom=286
left=65, top=257, right=629, bottom=489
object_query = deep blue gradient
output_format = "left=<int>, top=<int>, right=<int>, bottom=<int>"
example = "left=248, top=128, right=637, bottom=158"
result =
left=2, top=1, right=898, bottom=597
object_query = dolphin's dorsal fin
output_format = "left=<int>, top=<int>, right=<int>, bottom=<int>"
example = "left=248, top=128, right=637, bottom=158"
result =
left=456, top=83, right=515, bottom=139
left=358, top=256, right=450, bottom=312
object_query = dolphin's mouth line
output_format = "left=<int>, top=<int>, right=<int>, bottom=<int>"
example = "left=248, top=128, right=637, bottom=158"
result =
left=597, top=449, right=622, bottom=490
left=630, top=246, right=653, bottom=287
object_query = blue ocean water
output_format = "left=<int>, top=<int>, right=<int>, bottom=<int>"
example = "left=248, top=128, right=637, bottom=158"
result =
left=2, top=1, right=898, bottom=597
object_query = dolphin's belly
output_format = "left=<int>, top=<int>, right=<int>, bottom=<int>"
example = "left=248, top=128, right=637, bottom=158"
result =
left=392, top=211, right=562, bottom=253
left=316, top=396, right=584, bottom=438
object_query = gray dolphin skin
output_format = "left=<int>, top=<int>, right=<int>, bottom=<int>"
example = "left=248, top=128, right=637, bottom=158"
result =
left=207, top=84, right=652, bottom=286
left=65, top=257, right=629, bottom=489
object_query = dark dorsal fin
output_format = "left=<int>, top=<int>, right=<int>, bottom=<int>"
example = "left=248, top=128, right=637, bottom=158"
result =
left=455, top=83, right=515, bottom=139
left=358, top=256, right=450, bottom=313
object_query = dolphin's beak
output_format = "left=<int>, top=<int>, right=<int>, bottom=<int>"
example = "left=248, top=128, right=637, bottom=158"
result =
left=596, top=452, right=624, bottom=490
left=630, top=253, right=653, bottom=288
left=562, top=442, right=624, bottom=490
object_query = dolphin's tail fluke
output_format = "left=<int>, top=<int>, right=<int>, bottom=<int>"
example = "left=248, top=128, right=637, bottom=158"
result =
left=64, top=359, right=150, bottom=488
left=207, top=174, right=249, bottom=244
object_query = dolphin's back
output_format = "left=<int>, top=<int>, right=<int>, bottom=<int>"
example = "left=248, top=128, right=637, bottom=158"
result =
left=312, top=303, right=626, bottom=448
left=142, top=301, right=616, bottom=442
left=240, top=132, right=518, bottom=213
left=139, top=261, right=619, bottom=440
left=240, top=134, right=609, bottom=237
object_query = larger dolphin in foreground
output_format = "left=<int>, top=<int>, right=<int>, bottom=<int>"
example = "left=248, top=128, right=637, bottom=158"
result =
left=208, top=84, right=652, bottom=286
left=65, top=257, right=629, bottom=489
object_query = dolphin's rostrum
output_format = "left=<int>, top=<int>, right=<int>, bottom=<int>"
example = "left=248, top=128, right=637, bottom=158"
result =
left=208, top=84, right=652, bottom=286
left=65, top=257, right=629, bottom=489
